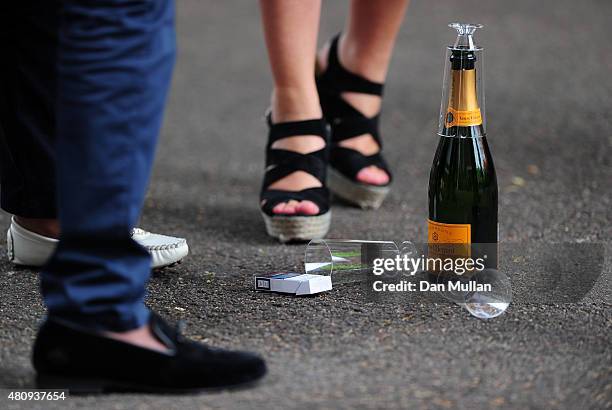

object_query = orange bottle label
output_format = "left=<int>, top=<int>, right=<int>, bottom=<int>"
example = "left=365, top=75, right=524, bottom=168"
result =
left=428, top=219, right=471, bottom=244
left=428, top=219, right=471, bottom=260
left=445, top=107, right=482, bottom=127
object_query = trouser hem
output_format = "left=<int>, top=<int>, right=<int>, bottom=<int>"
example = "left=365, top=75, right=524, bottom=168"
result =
left=46, top=307, right=150, bottom=333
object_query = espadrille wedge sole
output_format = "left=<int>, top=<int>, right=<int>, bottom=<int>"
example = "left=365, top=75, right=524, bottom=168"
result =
left=261, top=211, right=331, bottom=243
left=328, top=167, right=389, bottom=210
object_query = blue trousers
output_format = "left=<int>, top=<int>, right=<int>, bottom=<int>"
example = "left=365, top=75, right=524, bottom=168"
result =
left=0, top=0, right=176, bottom=331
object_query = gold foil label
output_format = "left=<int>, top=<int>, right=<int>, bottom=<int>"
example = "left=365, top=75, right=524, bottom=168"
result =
left=445, top=107, right=482, bottom=127
left=445, top=69, right=482, bottom=128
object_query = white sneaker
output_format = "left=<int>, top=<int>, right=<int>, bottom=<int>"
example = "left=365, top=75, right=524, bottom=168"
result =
left=6, top=217, right=188, bottom=269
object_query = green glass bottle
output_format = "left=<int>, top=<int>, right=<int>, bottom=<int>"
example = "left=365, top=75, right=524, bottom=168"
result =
left=428, top=23, right=497, bottom=265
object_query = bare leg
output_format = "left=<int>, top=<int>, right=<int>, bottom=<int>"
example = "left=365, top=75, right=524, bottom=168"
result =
left=259, top=0, right=323, bottom=216
left=318, top=0, right=409, bottom=186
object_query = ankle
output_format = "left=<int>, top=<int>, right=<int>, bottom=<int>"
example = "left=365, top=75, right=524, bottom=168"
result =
left=338, top=35, right=390, bottom=84
left=104, top=324, right=170, bottom=354
left=272, top=86, right=322, bottom=123
left=14, top=216, right=60, bottom=239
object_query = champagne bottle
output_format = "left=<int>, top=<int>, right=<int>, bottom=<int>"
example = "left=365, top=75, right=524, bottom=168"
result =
left=428, top=23, right=497, bottom=266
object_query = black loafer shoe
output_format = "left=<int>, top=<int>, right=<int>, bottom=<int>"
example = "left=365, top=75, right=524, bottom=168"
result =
left=32, top=313, right=266, bottom=393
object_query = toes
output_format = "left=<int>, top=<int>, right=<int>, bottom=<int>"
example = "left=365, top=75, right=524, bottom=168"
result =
left=272, top=200, right=320, bottom=216
left=286, top=200, right=300, bottom=213
left=356, top=166, right=390, bottom=186
left=273, top=202, right=295, bottom=215
left=295, top=200, right=320, bottom=216
left=274, top=200, right=299, bottom=215
left=272, top=202, right=286, bottom=214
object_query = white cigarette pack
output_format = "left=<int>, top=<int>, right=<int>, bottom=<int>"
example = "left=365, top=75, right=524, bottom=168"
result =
left=254, top=272, right=332, bottom=296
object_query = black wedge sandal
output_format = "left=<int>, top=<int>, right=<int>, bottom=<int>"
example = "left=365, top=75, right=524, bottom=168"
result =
left=316, top=34, right=392, bottom=210
left=260, top=114, right=331, bottom=242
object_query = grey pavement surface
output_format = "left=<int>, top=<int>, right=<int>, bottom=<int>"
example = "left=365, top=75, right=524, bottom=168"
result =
left=1, top=0, right=611, bottom=409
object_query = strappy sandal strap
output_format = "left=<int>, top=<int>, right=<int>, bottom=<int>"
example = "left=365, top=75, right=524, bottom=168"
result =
left=266, top=116, right=329, bottom=148
left=260, top=116, right=330, bottom=216
left=318, top=35, right=384, bottom=97
left=263, top=149, right=327, bottom=190
left=332, top=114, right=382, bottom=145
left=330, top=148, right=390, bottom=181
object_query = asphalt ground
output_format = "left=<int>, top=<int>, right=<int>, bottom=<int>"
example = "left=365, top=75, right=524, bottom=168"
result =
left=0, top=0, right=610, bottom=409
